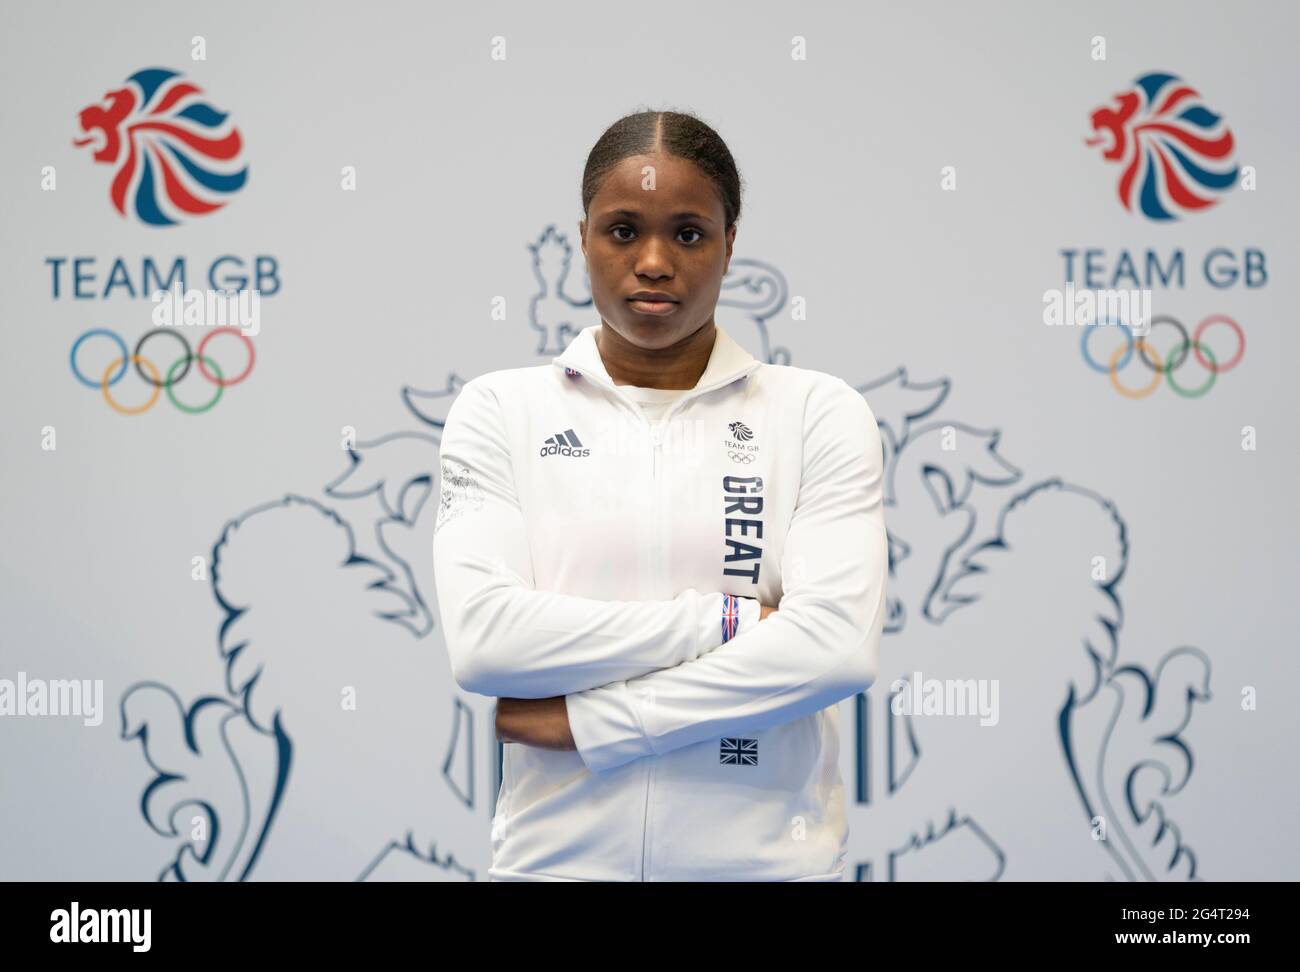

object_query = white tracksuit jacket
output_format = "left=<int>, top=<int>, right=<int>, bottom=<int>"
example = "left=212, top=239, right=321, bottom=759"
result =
left=432, top=322, right=889, bottom=881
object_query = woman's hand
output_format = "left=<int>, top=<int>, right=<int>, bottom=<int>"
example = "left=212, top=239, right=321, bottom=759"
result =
left=760, top=603, right=778, bottom=621
left=496, top=696, right=576, bottom=750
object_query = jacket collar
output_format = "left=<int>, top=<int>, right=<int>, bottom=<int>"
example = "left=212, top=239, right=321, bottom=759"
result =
left=553, top=323, right=761, bottom=406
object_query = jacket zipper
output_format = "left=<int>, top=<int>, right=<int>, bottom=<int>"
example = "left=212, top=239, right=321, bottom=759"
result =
left=641, top=420, right=663, bottom=880
left=573, top=378, right=665, bottom=881
left=556, top=362, right=760, bottom=880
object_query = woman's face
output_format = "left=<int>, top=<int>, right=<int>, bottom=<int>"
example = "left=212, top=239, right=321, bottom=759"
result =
left=579, top=152, right=735, bottom=350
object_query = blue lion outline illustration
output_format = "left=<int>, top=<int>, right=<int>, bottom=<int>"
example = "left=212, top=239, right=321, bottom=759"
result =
left=120, top=224, right=1210, bottom=881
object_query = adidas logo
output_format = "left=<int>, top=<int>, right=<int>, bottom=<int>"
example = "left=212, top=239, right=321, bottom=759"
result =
left=539, top=428, right=591, bottom=458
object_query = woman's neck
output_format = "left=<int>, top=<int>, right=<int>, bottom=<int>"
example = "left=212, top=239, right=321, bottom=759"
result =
left=596, top=321, right=716, bottom=389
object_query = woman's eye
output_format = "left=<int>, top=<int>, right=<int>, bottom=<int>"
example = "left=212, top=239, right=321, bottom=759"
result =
left=609, top=226, right=702, bottom=244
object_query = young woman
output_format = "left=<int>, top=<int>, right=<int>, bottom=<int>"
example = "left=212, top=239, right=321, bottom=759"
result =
left=433, top=109, right=889, bottom=881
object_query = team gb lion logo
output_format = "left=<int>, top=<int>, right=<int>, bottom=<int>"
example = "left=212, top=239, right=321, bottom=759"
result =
left=73, top=67, right=248, bottom=226
left=1085, top=71, right=1238, bottom=222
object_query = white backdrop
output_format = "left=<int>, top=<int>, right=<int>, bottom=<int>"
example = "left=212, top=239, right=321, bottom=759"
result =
left=1, top=0, right=1296, bottom=880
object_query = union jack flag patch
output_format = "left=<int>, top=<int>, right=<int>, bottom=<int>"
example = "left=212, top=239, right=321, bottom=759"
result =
left=720, top=737, right=758, bottom=765
left=721, top=594, right=740, bottom=642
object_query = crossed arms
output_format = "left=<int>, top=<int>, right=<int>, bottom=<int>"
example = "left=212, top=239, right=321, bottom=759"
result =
left=432, top=376, right=888, bottom=774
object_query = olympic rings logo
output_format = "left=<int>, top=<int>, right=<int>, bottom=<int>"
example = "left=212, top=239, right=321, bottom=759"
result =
left=727, top=450, right=756, bottom=463
left=1079, top=313, right=1244, bottom=398
left=70, top=326, right=256, bottom=414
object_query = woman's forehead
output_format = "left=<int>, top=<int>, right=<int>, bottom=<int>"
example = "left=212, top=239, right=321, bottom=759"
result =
left=592, top=157, right=724, bottom=214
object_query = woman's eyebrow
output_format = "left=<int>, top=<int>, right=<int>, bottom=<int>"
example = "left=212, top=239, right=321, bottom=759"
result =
left=603, top=208, right=716, bottom=224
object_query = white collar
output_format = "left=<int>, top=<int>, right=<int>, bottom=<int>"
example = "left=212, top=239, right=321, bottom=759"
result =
left=552, top=323, right=761, bottom=400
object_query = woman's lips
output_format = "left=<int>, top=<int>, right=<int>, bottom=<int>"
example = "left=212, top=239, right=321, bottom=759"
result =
left=627, top=298, right=678, bottom=315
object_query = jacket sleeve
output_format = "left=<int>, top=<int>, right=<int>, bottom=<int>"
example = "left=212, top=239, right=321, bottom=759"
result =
left=432, top=377, right=762, bottom=699
left=564, top=377, right=888, bottom=773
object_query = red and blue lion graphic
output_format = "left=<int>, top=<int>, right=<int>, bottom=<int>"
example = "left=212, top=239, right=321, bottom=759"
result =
left=74, top=67, right=247, bottom=226
left=1086, top=71, right=1238, bottom=221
